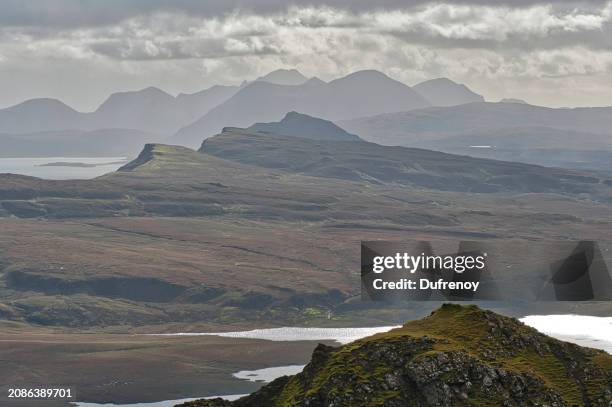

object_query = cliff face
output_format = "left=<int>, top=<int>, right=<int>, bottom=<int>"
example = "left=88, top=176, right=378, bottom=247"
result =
left=179, top=304, right=612, bottom=407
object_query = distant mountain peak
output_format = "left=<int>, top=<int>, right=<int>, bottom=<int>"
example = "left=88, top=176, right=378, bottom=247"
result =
left=246, top=111, right=360, bottom=141
left=6, top=98, right=78, bottom=113
left=500, top=98, right=529, bottom=104
left=0, top=97, right=84, bottom=134
left=101, top=86, right=174, bottom=103
left=139, top=86, right=172, bottom=96
left=95, top=87, right=176, bottom=117
left=414, top=77, right=485, bottom=106
left=332, top=69, right=392, bottom=83
left=256, top=69, right=309, bottom=86
left=178, top=84, right=236, bottom=97
left=346, top=69, right=387, bottom=77
left=419, top=77, right=456, bottom=85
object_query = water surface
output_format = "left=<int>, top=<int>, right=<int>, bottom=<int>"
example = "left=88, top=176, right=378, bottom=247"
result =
left=521, top=314, right=612, bottom=353
left=152, top=326, right=400, bottom=345
left=0, top=157, right=127, bottom=179
left=233, top=365, right=306, bottom=383
left=74, top=394, right=246, bottom=407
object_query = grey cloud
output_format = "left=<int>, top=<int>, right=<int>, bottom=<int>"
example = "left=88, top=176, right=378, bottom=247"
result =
left=385, top=26, right=612, bottom=52
left=0, top=0, right=609, bottom=28
left=0, top=0, right=611, bottom=110
left=89, top=38, right=281, bottom=61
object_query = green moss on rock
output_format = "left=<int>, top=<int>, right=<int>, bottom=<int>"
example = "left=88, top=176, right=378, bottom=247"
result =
left=177, top=304, right=612, bottom=407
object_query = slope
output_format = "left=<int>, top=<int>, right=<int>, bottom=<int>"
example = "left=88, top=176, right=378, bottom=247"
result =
left=200, top=128, right=612, bottom=195
left=2, top=136, right=612, bottom=328
left=179, top=304, right=612, bottom=407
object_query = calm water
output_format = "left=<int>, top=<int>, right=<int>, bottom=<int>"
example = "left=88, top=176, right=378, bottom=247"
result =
left=153, top=316, right=611, bottom=352
left=151, top=325, right=400, bottom=345
left=233, top=365, right=306, bottom=383
left=0, top=157, right=127, bottom=180
left=521, top=314, right=612, bottom=353
left=74, top=394, right=246, bottom=407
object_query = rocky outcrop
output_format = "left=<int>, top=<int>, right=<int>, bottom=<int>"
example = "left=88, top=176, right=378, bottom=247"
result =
left=178, top=304, right=612, bottom=407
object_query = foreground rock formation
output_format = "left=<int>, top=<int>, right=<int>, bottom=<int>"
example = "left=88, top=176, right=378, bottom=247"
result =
left=178, top=304, right=612, bottom=406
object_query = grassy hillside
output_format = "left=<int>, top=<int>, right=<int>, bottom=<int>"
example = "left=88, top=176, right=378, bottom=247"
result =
left=1, top=136, right=612, bottom=328
left=201, top=129, right=612, bottom=195
left=181, top=304, right=612, bottom=407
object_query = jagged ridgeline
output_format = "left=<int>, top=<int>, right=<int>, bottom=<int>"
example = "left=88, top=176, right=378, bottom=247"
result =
left=178, top=305, right=612, bottom=407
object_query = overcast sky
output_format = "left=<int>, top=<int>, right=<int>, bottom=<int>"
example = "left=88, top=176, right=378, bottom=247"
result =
left=1, top=0, right=611, bottom=110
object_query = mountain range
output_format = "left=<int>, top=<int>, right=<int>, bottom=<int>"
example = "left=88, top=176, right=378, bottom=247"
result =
left=0, top=85, right=240, bottom=136
left=342, top=102, right=612, bottom=173
left=171, top=70, right=432, bottom=147
left=0, top=69, right=486, bottom=155
left=2, top=68, right=612, bottom=175
left=342, top=102, right=612, bottom=143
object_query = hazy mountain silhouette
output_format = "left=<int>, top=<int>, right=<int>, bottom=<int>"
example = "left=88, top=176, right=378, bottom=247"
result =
left=342, top=102, right=612, bottom=172
left=5, top=69, right=611, bottom=163
left=0, top=84, right=241, bottom=156
left=256, top=69, right=309, bottom=85
left=172, top=70, right=431, bottom=147
left=176, top=85, right=240, bottom=121
left=413, top=78, right=485, bottom=106
left=0, top=84, right=239, bottom=138
left=246, top=111, right=360, bottom=141
left=342, top=102, right=612, bottom=147
left=0, top=70, right=494, bottom=153
left=0, top=98, right=87, bottom=134
left=92, top=87, right=182, bottom=135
